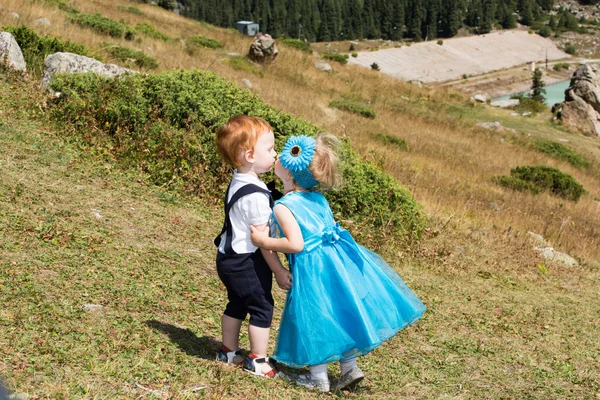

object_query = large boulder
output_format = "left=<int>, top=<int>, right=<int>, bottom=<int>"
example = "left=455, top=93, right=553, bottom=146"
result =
left=553, top=63, right=600, bottom=137
left=41, top=52, right=136, bottom=86
left=0, top=31, right=26, bottom=71
left=247, top=33, right=278, bottom=64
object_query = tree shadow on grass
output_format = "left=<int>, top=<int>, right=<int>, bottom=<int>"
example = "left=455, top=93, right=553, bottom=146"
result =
left=146, top=320, right=220, bottom=361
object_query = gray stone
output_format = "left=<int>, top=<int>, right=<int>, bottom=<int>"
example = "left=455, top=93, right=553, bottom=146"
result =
left=471, top=94, right=487, bottom=103
left=34, top=17, right=51, bottom=26
left=9, top=12, right=20, bottom=19
left=527, top=231, right=548, bottom=248
left=0, top=32, right=26, bottom=71
left=9, top=393, right=29, bottom=400
left=314, top=60, right=332, bottom=72
left=241, top=78, right=252, bottom=89
left=477, top=121, right=504, bottom=131
left=42, top=52, right=136, bottom=86
left=247, top=33, right=278, bottom=64
left=82, top=304, right=106, bottom=312
left=535, top=247, right=579, bottom=267
left=490, top=99, right=520, bottom=108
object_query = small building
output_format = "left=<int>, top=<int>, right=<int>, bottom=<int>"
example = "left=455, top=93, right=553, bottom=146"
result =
left=237, top=21, right=259, bottom=36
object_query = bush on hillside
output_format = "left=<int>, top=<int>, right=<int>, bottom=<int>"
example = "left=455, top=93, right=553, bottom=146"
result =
left=43, top=0, right=79, bottom=13
left=329, top=100, right=376, bottom=119
left=374, top=133, right=408, bottom=151
left=323, top=53, right=348, bottom=64
left=135, top=22, right=169, bottom=40
left=48, top=70, right=424, bottom=244
left=68, top=13, right=135, bottom=40
left=537, top=26, right=552, bottom=37
left=188, top=35, right=222, bottom=49
left=2, top=25, right=99, bottom=78
left=533, top=140, right=589, bottom=169
left=493, top=165, right=585, bottom=201
left=279, top=38, right=311, bottom=53
left=118, top=6, right=144, bottom=15
left=553, top=62, right=570, bottom=71
left=102, top=43, right=158, bottom=69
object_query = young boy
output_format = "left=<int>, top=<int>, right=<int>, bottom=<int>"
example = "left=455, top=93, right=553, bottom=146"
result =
left=214, top=115, right=292, bottom=377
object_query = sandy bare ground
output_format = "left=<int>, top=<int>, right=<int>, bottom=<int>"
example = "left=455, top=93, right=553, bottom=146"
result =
left=347, top=30, right=571, bottom=83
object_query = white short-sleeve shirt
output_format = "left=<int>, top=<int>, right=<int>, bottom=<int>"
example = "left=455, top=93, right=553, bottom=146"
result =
left=217, top=171, right=274, bottom=254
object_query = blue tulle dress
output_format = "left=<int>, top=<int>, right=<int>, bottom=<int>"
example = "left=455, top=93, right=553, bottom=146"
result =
left=272, top=191, right=426, bottom=368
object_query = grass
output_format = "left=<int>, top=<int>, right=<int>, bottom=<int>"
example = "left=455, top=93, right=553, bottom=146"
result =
left=1, top=0, right=600, bottom=397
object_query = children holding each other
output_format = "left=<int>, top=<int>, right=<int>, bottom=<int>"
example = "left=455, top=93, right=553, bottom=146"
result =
left=250, top=134, right=426, bottom=392
left=213, top=115, right=292, bottom=377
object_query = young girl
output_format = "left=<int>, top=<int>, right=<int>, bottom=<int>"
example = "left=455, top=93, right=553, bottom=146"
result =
left=250, top=134, right=426, bottom=392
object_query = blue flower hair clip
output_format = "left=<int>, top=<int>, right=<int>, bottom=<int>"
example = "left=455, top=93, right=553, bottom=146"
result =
left=280, top=135, right=319, bottom=189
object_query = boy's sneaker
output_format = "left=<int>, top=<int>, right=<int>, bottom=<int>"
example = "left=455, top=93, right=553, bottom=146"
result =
left=216, top=348, right=244, bottom=365
left=296, top=375, right=330, bottom=393
left=243, top=355, right=278, bottom=378
left=334, top=366, right=364, bottom=391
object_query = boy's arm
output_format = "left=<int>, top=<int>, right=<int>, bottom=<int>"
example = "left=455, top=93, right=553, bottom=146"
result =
left=258, top=244, right=292, bottom=290
left=250, top=204, right=304, bottom=254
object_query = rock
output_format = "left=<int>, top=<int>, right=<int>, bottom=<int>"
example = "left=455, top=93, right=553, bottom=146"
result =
left=527, top=231, right=548, bottom=248
left=9, top=12, right=20, bottom=19
left=477, top=121, right=504, bottom=131
left=471, top=94, right=487, bottom=103
left=490, top=99, right=520, bottom=108
left=34, top=17, right=51, bottom=26
left=0, top=32, right=26, bottom=71
left=247, top=33, right=278, bottom=64
left=9, top=393, right=29, bottom=400
left=553, top=63, right=600, bottom=137
left=41, top=52, right=136, bottom=86
left=82, top=304, right=106, bottom=312
left=314, top=60, right=332, bottom=72
left=535, top=247, right=579, bottom=267
left=241, top=78, right=252, bottom=89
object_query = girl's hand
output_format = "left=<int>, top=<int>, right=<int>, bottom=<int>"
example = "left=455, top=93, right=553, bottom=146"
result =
left=250, top=224, right=269, bottom=247
left=274, top=268, right=292, bottom=290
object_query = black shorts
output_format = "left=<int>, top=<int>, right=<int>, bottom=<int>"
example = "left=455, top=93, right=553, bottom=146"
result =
left=216, top=250, right=274, bottom=328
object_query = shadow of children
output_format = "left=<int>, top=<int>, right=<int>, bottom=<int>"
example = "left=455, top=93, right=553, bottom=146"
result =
left=146, top=320, right=220, bottom=361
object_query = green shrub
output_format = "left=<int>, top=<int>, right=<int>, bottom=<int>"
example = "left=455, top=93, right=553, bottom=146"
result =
left=47, top=70, right=424, bottom=244
left=493, top=165, right=585, bottom=201
left=279, top=38, right=311, bottom=53
left=68, top=13, right=134, bottom=39
left=188, top=35, right=222, bottom=49
left=329, top=100, right=376, bottom=119
left=437, top=39, right=443, bottom=45
left=538, top=26, right=552, bottom=37
left=2, top=25, right=99, bottom=78
left=349, top=43, right=355, bottom=51
left=516, top=97, right=547, bottom=114
left=135, top=22, right=169, bottom=40
left=323, top=52, right=347, bottom=64
left=227, top=57, right=263, bottom=76
left=102, top=43, right=158, bottom=69
left=371, top=62, right=380, bottom=71
left=553, top=62, right=570, bottom=71
left=118, top=5, right=144, bottom=15
left=374, top=133, right=408, bottom=151
left=351, top=52, right=358, bottom=58
left=565, top=44, right=577, bottom=55
left=533, top=140, right=589, bottom=169
left=42, top=0, right=79, bottom=13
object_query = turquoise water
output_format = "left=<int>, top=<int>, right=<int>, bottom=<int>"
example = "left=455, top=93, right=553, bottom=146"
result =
left=493, top=80, right=570, bottom=107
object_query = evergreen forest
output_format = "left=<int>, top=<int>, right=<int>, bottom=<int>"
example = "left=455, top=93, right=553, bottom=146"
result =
left=176, top=0, right=561, bottom=42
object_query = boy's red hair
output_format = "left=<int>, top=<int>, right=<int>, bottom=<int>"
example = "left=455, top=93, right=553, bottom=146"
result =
left=216, top=115, right=273, bottom=168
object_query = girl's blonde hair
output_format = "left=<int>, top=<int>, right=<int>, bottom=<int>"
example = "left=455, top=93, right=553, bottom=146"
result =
left=308, top=133, right=342, bottom=190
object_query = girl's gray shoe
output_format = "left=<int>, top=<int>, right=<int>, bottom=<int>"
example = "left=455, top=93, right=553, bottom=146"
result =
left=296, top=374, right=330, bottom=392
left=335, top=366, right=364, bottom=391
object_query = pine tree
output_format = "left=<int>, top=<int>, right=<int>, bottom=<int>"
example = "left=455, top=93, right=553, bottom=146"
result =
left=531, top=67, right=546, bottom=103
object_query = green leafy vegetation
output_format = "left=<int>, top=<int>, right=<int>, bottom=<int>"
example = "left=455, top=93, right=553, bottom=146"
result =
left=329, top=100, right=376, bottom=119
left=118, top=5, right=144, bottom=15
left=227, top=57, right=263, bottom=76
left=41, top=0, right=79, bottom=13
left=68, top=12, right=135, bottom=39
left=2, top=25, right=99, bottom=78
left=374, top=133, right=408, bottom=151
left=323, top=52, right=348, bottom=64
left=188, top=35, right=222, bottom=49
left=493, top=165, right=585, bottom=201
left=279, top=38, right=311, bottom=53
left=533, top=140, right=589, bottom=169
left=553, top=62, right=570, bottom=71
left=371, top=62, right=380, bottom=71
left=351, top=52, right=358, bottom=57
left=102, top=43, right=158, bottom=69
left=135, top=22, right=169, bottom=40
left=565, top=43, right=577, bottom=55
left=48, top=70, right=421, bottom=241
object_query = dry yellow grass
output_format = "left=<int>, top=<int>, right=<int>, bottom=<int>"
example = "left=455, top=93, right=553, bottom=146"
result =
left=1, top=0, right=599, bottom=264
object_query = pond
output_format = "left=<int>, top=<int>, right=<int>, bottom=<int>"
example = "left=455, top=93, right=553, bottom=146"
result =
left=493, top=80, right=570, bottom=107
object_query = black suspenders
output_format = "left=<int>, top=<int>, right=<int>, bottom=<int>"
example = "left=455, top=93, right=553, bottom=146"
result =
left=214, top=184, right=274, bottom=255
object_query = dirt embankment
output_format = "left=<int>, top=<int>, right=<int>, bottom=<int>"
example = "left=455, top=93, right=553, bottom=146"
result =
left=347, top=30, right=571, bottom=85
